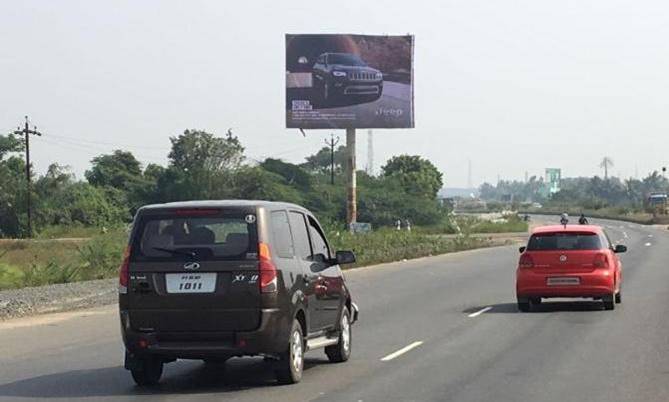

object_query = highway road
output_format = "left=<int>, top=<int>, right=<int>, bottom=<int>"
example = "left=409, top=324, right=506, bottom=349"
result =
left=1, top=217, right=668, bottom=401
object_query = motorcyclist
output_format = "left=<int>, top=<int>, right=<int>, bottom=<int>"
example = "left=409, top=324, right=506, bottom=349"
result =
left=560, top=213, right=569, bottom=226
left=578, top=214, right=588, bottom=225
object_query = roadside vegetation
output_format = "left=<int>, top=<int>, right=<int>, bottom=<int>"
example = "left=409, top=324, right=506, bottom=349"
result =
left=0, top=127, right=521, bottom=291
left=476, top=168, right=669, bottom=223
left=0, top=229, right=126, bottom=290
left=329, top=229, right=490, bottom=268
left=0, top=227, right=495, bottom=291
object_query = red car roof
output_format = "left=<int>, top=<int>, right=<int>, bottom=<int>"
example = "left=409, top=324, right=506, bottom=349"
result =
left=531, top=224, right=603, bottom=234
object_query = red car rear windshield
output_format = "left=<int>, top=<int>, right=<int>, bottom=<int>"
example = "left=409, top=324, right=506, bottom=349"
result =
left=527, top=232, right=602, bottom=251
left=132, top=212, right=258, bottom=261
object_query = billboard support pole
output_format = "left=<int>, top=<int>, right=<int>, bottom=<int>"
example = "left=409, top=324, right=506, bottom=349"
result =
left=346, top=128, right=357, bottom=229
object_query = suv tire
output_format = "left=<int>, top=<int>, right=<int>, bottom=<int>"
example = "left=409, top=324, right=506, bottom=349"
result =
left=275, top=319, right=304, bottom=384
left=130, top=358, right=163, bottom=386
left=325, top=308, right=351, bottom=363
left=615, top=290, right=622, bottom=304
left=603, top=293, right=615, bottom=310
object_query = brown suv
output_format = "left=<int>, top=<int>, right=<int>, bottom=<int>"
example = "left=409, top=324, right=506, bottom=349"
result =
left=119, top=200, right=358, bottom=385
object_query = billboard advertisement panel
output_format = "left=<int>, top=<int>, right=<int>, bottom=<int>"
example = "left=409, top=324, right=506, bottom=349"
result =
left=545, top=168, right=562, bottom=194
left=286, top=34, right=414, bottom=129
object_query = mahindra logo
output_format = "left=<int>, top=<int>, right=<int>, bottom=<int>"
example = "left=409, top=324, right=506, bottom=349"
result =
left=559, top=255, right=568, bottom=262
left=183, top=262, right=200, bottom=270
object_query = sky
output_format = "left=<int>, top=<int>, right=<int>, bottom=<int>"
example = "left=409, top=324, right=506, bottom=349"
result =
left=2, top=0, right=669, bottom=188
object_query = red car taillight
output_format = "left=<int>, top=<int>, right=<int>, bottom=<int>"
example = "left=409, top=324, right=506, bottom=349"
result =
left=593, top=253, right=609, bottom=269
left=258, top=242, right=278, bottom=293
left=519, top=253, right=534, bottom=269
left=119, top=246, right=131, bottom=294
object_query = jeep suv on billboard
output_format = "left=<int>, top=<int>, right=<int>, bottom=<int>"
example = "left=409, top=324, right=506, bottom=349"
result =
left=119, top=200, right=359, bottom=386
left=312, top=52, right=383, bottom=106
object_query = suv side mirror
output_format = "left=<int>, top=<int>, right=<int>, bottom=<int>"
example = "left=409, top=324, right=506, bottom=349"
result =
left=519, top=246, right=526, bottom=253
left=614, top=244, right=627, bottom=253
left=335, top=250, right=356, bottom=265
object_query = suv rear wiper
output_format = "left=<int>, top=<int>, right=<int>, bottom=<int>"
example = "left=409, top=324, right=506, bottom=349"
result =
left=151, top=247, right=196, bottom=258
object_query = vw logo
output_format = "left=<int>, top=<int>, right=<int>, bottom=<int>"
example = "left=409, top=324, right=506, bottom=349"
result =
left=183, top=262, right=200, bottom=270
left=559, top=255, right=568, bottom=262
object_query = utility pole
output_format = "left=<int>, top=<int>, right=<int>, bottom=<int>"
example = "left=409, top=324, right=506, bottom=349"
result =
left=366, top=129, right=373, bottom=176
left=346, top=128, right=357, bottom=228
left=325, top=133, right=339, bottom=185
left=13, top=116, right=42, bottom=238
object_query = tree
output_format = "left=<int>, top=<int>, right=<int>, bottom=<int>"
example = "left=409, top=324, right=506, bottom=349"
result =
left=261, top=158, right=312, bottom=190
left=381, top=155, right=444, bottom=199
left=85, top=150, right=143, bottom=191
left=168, top=129, right=244, bottom=173
left=162, top=129, right=245, bottom=200
left=303, top=145, right=346, bottom=174
left=599, top=157, right=614, bottom=180
left=0, top=134, right=27, bottom=236
left=0, top=133, right=24, bottom=159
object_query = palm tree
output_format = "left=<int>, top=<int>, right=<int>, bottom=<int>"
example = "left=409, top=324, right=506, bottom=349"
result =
left=599, top=157, right=614, bottom=180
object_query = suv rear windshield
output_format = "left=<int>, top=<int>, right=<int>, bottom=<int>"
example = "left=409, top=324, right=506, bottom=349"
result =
left=132, top=211, right=258, bottom=261
left=527, top=232, right=602, bottom=251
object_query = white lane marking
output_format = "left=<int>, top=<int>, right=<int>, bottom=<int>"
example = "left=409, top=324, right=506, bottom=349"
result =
left=468, top=306, right=493, bottom=318
left=645, top=242, right=652, bottom=247
left=380, top=341, right=424, bottom=361
left=648, top=234, right=654, bottom=238
left=623, top=232, right=629, bottom=239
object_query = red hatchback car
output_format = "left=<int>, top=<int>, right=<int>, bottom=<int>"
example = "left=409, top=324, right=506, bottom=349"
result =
left=516, top=225, right=626, bottom=312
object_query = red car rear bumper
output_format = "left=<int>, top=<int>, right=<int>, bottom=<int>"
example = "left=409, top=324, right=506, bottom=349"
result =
left=516, top=269, right=616, bottom=298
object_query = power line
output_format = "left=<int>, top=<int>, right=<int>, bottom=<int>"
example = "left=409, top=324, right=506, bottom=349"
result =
left=45, top=132, right=171, bottom=151
left=38, top=136, right=167, bottom=164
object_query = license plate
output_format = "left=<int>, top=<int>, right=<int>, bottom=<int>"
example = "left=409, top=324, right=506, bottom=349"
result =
left=547, top=276, right=580, bottom=286
left=166, top=273, right=217, bottom=293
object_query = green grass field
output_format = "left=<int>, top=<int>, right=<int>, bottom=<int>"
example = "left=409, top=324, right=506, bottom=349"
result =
left=0, top=229, right=127, bottom=290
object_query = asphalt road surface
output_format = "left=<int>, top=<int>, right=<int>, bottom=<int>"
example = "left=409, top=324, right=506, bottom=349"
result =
left=1, top=217, right=668, bottom=401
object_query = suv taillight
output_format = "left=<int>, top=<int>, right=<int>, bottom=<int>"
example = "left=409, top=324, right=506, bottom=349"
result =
left=593, top=253, right=609, bottom=269
left=519, top=253, right=534, bottom=269
left=258, top=243, right=278, bottom=293
left=119, top=246, right=131, bottom=294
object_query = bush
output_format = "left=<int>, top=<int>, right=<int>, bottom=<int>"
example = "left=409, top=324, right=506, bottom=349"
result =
left=19, top=261, right=80, bottom=288
left=328, top=228, right=488, bottom=268
left=77, top=230, right=128, bottom=280
left=469, top=215, right=529, bottom=233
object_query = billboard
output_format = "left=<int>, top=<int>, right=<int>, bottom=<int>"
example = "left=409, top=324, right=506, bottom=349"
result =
left=545, top=168, right=561, bottom=194
left=286, top=34, right=414, bottom=129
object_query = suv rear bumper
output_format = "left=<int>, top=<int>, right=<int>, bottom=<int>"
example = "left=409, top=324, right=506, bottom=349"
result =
left=120, top=308, right=290, bottom=360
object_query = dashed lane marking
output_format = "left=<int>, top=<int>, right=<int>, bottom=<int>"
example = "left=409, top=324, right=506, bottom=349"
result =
left=468, top=306, right=493, bottom=318
left=380, top=341, right=424, bottom=362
